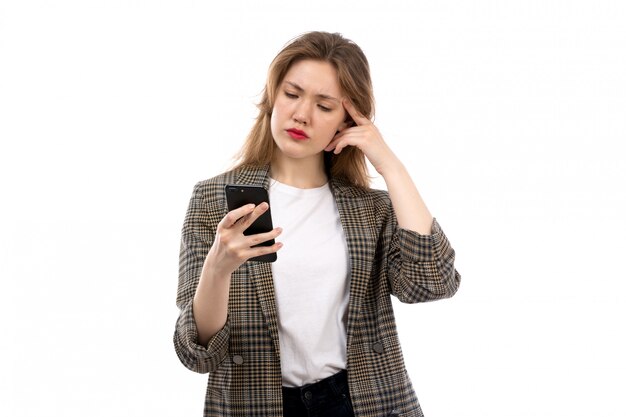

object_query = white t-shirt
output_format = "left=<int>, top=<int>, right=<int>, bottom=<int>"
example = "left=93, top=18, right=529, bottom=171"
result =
left=268, top=178, right=350, bottom=387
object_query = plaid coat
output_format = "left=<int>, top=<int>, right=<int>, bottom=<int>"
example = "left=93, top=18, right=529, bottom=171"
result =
left=174, top=164, right=461, bottom=417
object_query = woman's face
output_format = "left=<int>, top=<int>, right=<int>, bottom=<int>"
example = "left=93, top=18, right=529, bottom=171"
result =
left=270, top=59, right=349, bottom=164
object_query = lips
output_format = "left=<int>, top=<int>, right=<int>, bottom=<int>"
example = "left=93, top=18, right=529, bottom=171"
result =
left=286, top=128, right=309, bottom=140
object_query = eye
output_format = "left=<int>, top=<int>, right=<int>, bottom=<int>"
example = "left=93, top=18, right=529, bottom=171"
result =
left=284, top=91, right=298, bottom=99
left=318, top=105, right=332, bottom=112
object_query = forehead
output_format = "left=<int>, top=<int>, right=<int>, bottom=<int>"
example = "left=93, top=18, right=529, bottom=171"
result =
left=282, top=60, right=342, bottom=96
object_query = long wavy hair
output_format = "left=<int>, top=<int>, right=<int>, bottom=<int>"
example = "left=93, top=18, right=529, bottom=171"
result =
left=233, top=31, right=375, bottom=188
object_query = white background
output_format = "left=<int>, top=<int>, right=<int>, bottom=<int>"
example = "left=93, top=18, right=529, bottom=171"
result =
left=1, top=1, right=625, bottom=416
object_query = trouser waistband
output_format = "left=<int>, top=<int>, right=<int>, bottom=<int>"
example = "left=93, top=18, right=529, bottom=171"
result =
left=282, top=370, right=349, bottom=406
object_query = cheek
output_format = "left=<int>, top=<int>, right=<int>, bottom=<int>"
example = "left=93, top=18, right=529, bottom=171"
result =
left=324, top=114, right=346, bottom=134
left=270, top=109, right=277, bottom=126
left=270, top=105, right=282, bottom=131
left=271, top=100, right=288, bottom=124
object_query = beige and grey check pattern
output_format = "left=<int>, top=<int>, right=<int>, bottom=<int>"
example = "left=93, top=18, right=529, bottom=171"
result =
left=174, top=165, right=461, bottom=417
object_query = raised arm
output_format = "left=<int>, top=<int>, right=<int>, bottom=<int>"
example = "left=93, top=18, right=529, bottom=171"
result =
left=325, top=99, right=433, bottom=234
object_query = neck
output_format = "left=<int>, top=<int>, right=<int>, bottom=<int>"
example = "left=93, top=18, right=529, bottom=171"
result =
left=270, top=153, right=328, bottom=189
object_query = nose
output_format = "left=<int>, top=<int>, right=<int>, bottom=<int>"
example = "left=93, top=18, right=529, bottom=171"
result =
left=292, top=101, right=310, bottom=125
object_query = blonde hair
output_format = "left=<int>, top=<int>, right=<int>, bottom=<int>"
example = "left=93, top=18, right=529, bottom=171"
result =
left=233, top=31, right=374, bottom=188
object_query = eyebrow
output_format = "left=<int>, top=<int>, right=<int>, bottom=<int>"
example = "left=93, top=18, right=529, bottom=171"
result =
left=284, top=81, right=340, bottom=102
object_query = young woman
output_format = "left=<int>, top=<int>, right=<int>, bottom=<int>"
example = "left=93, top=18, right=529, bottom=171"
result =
left=174, top=31, right=461, bottom=417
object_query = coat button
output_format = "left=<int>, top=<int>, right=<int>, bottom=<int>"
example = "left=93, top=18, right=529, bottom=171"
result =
left=372, top=342, right=384, bottom=354
left=304, top=391, right=313, bottom=400
left=232, top=355, right=244, bottom=365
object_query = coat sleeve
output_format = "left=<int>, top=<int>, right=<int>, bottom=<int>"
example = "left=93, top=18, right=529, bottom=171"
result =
left=173, top=181, right=230, bottom=374
left=386, top=213, right=461, bottom=303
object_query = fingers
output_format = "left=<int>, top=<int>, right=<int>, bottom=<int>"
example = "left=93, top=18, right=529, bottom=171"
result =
left=209, top=202, right=284, bottom=273
left=235, top=202, right=270, bottom=231
left=324, top=139, right=338, bottom=153
left=324, top=100, right=370, bottom=154
left=325, top=127, right=351, bottom=152
left=343, top=99, right=370, bottom=126
left=247, top=239, right=284, bottom=259
left=231, top=226, right=283, bottom=263
left=220, top=202, right=269, bottom=230
left=220, top=203, right=256, bottom=228
left=245, top=226, right=283, bottom=247
left=325, top=128, right=357, bottom=154
left=219, top=202, right=283, bottom=255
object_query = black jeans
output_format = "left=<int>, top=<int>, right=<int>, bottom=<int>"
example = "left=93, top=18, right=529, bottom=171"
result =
left=282, top=370, right=355, bottom=417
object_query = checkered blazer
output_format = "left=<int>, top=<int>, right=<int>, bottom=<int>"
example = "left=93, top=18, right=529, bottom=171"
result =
left=174, top=164, right=460, bottom=417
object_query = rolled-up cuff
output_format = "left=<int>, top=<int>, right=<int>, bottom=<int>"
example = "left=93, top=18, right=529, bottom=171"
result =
left=173, top=299, right=229, bottom=373
left=397, top=218, right=452, bottom=262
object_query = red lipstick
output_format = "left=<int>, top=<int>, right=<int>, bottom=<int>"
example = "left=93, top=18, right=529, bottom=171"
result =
left=286, top=128, right=309, bottom=140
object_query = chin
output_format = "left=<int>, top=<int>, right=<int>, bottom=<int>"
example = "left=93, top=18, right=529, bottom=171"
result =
left=276, top=145, right=323, bottom=162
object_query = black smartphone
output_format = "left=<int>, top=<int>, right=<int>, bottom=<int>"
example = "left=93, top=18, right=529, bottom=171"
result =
left=224, top=184, right=277, bottom=263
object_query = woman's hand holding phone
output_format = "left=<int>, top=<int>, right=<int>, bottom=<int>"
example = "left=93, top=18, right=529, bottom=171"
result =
left=204, top=202, right=283, bottom=277
left=193, top=202, right=282, bottom=345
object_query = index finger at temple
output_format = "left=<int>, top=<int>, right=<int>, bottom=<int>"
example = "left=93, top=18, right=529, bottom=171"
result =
left=343, top=99, right=369, bottom=125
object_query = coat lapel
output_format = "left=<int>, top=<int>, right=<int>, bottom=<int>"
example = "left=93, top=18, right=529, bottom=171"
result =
left=329, top=178, right=376, bottom=354
left=234, top=165, right=283, bottom=358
